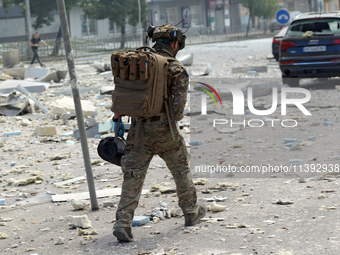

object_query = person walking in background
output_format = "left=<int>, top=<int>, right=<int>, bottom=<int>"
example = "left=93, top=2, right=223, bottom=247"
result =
left=29, top=32, right=48, bottom=67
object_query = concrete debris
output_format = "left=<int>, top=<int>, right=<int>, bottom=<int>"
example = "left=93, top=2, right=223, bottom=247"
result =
left=194, top=178, right=208, bottom=185
left=289, top=143, right=302, bottom=151
left=0, top=232, right=9, bottom=239
left=208, top=201, right=228, bottom=212
left=132, top=216, right=150, bottom=227
left=6, top=176, right=43, bottom=186
left=102, top=200, right=118, bottom=207
left=91, top=62, right=111, bottom=72
left=0, top=73, right=14, bottom=80
left=289, top=159, right=304, bottom=164
left=16, top=84, right=49, bottom=114
left=54, top=236, right=65, bottom=245
left=152, top=217, right=161, bottom=223
left=225, top=223, right=249, bottom=229
left=71, top=199, right=88, bottom=210
left=273, top=200, right=294, bottom=205
left=3, top=130, right=22, bottom=136
left=37, top=70, right=68, bottom=82
left=200, top=217, right=224, bottom=221
left=219, top=182, right=233, bottom=188
left=2, top=67, right=26, bottom=79
left=149, top=183, right=175, bottom=194
left=150, top=230, right=161, bottom=235
left=74, top=118, right=116, bottom=140
left=54, top=86, right=100, bottom=96
left=149, top=207, right=171, bottom=220
left=62, top=173, right=75, bottom=181
left=298, top=177, right=307, bottom=183
left=50, top=96, right=96, bottom=118
left=0, top=80, right=50, bottom=94
left=50, top=154, right=68, bottom=161
left=54, top=176, right=86, bottom=187
left=24, top=67, right=48, bottom=79
left=203, top=196, right=227, bottom=202
left=170, top=208, right=182, bottom=217
left=276, top=251, right=294, bottom=255
left=77, top=228, right=98, bottom=236
left=69, top=215, right=92, bottom=229
left=2, top=49, right=20, bottom=68
left=0, top=217, right=13, bottom=222
left=189, top=141, right=204, bottom=146
left=34, top=126, right=57, bottom=136
left=0, top=91, right=34, bottom=116
left=100, top=86, right=114, bottom=95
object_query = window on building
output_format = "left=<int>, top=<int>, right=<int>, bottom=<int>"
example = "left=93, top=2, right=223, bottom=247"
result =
left=109, top=20, right=114, bottom=34
left=81, top=15, right=88, bottom=36
left=89, top=19, right=97, bottom=35
left=288, top=1, right=295, bottom=11
left=191, top=6, right=203, bottom=26
left=81, top=15, right=97, bottom=36
left=166, top=7, right=178, bottom=24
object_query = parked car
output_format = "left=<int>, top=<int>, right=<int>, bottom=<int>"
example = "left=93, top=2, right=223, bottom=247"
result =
left=272, top=26, right=288, bottom=61
left=270, top=11, right=301, bottom=33
left=279, top=12, right=340, bottom=87
left=270, top=21, right=283, bottom=33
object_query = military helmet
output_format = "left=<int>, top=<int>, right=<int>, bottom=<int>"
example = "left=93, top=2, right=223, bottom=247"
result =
left=149, top=24, right=186, bottom=50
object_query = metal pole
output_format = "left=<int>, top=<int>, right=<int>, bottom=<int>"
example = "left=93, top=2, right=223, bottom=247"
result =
left=56, top=0, right=99, bottom=210
left=137, top=0, right=143, bottom=45
left=24, top=0, right=32, bottom=58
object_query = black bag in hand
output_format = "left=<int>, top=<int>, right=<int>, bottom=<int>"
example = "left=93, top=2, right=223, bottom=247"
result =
left=97, top=136, right=126, bottom=166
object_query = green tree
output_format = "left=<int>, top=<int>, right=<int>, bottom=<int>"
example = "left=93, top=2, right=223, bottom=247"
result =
left=2, top=0, right=78, bottom=55
left=239, top=0, right=279, bottom=36
left=80, top=0, right=148, bottom=48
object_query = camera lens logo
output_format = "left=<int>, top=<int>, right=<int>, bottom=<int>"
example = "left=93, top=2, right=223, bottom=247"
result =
left=197, top=82, right=222, bottom=115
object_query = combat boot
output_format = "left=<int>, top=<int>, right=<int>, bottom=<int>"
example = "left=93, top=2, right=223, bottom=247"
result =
left=113, top=227, right=134, bottom=242
left=184, top=203, right=207, bottom=226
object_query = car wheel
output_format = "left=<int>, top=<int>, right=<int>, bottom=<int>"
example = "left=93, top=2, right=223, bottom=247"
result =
left=282, top=76, right=299, bottom=87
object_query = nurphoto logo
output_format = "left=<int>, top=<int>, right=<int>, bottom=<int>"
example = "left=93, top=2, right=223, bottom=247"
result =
left=198, top=82, right=312, bottom=128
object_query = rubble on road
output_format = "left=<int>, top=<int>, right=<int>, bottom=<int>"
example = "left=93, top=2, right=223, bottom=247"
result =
left=69, top=215, right=92, bottom=229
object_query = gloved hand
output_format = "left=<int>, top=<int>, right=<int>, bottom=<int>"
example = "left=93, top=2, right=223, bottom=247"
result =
left=113, top=117, right=125, bottom=138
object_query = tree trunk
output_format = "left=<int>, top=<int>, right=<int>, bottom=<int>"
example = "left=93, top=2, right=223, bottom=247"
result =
left=52, top=26, right=62, bottom=56
left=246, top=10, right=252, bottom=37
left=120, top=25, right=126, bottom=49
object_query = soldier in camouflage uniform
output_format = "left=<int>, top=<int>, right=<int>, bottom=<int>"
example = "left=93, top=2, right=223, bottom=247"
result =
left=112, top=24, right=207, bottom=242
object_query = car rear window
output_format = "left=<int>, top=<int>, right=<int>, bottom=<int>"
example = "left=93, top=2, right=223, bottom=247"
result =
left=287, top=18, right=340, bottom=36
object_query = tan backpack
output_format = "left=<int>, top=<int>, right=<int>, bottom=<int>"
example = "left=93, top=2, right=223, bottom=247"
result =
left=110, top=46, right=175, bottom=118
left=110, top=46, right=176, bottom=150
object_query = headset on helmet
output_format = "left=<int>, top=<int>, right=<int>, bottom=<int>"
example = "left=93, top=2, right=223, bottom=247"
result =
left=145, top=21, right=188, bottom=50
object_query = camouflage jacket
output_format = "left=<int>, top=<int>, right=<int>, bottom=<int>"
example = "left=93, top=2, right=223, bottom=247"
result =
left=153, top=43, right=189, bottom=121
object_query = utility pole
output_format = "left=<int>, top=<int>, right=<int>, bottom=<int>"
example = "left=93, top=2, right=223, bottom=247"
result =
left=56, top=0, right=99, bottom=211
left=137, top=0, right=143, bottom=45
left=24, top=0, right=32, bottom=58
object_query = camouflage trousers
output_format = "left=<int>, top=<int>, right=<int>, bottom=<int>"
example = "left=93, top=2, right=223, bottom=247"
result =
left=114, top=115, right=198, bottom=229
